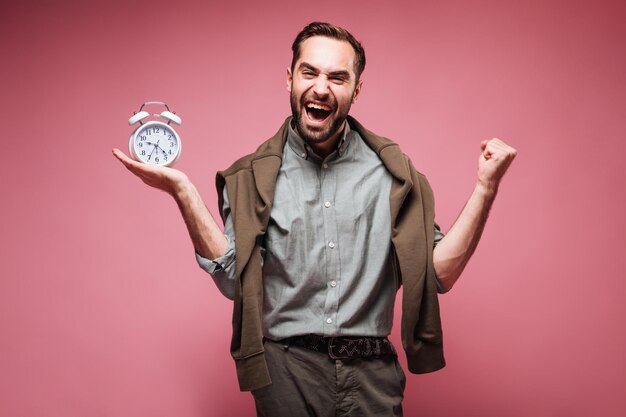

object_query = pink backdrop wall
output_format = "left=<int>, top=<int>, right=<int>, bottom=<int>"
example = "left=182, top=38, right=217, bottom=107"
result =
left=2, top=0, right=625, bottom=415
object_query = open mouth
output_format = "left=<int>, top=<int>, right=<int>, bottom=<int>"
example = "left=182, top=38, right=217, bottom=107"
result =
left=305, top=102, right=333, bottom=123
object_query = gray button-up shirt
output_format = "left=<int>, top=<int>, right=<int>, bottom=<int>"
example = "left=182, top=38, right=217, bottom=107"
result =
left=197, top=119, right=444, bottom=339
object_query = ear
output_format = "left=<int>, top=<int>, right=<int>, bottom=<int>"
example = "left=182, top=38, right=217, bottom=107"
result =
left=352, top=79, right=363, bottom=103
left=286, top=67, right=293, bottom=93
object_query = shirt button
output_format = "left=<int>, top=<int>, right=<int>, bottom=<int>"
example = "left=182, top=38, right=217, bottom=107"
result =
left=326, top=318, right=333, bottom=324
left=324, top=201, right=331, bottom=208
left=330, top=280, right=337, bottom=288
left=322, top=163, right=328, bottom=169
left=328, top=241, right=335, bottom=249
left=301, top=152, right=306, bottom=158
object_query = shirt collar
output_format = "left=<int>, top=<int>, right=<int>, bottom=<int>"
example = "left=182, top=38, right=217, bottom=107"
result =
left=287, top=117, right=353, bottom=163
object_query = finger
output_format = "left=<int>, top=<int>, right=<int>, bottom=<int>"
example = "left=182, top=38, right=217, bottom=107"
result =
left=486, top=140, right=517, bottom=161
left=112, top=148, right=149, bottom=172
left=482, top=144, right=493, bottom=160
left=481, top=139, right=501, bottom=161
left=112, top=148, right=133, bottom=165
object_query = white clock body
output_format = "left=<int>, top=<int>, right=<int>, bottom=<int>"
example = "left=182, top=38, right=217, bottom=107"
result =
left=128, top=120, right=181, bottom=167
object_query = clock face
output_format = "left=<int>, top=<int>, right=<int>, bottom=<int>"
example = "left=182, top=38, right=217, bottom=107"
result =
left=130, top=121, right=181, bottom=166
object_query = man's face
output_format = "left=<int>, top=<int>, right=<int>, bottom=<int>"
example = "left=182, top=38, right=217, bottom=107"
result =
left=287, top=36, right=362, bottom=146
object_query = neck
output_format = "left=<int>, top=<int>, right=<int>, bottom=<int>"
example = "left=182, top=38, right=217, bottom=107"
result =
left=301, top=120, right=347, bottom=159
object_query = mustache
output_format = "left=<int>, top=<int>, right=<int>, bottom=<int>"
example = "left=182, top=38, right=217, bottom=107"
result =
left=301, top=95, right=336, bottom=108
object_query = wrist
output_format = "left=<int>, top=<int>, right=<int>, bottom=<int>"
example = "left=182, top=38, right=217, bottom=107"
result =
left=171, top=176, right=195, bottom=201
left=474, top=181, right=498, bottom=201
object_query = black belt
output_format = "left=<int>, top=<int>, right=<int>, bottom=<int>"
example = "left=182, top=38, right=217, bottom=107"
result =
left=281, top=334, right=397, bottom=360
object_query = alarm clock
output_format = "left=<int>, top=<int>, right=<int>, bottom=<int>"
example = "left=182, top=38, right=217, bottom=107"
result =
left=128, top=102, right=182, bottom=167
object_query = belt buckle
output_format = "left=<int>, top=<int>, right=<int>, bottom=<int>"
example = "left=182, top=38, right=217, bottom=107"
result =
left=328, top=337, right=352, bottom=360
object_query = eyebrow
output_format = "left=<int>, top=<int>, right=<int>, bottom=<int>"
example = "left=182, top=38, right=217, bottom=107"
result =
left=298, top=62, right=352, bottom=79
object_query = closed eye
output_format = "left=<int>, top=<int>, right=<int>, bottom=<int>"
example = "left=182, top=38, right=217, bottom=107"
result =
left=330, top=76, right=347, bottom=84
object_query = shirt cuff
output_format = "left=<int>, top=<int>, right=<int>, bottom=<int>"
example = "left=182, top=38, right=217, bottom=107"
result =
left=195, top=236, right=235, bottom=274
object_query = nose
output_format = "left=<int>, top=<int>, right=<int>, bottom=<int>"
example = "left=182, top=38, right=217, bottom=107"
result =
left=313, top=76, right=330, bottom=98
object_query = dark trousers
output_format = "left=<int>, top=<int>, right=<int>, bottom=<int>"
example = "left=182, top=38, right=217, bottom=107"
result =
left=252, top=339, right=406, bottom=417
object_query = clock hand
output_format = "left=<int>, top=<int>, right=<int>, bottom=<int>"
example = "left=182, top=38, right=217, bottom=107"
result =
left=147, top=140, right=158, bottom=161
left=146, top=140, right=167, bottom=150
left=156, top=143, right=168, bottom=154
left=152, top=140, right=163, bottom=161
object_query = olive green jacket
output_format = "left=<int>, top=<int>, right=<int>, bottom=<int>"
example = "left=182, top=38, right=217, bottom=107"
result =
left=216, top=116, right=445, bottom=391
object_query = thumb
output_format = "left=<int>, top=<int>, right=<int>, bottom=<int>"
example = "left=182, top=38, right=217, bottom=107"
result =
left=480, top=140, right=492, bottom=160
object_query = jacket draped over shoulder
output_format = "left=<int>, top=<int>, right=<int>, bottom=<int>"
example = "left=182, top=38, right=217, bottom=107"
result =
left=216, top=116, right=445, bottom=391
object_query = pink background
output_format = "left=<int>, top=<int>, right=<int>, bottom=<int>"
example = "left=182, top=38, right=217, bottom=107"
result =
left=2, top=0, right=625, bottom=416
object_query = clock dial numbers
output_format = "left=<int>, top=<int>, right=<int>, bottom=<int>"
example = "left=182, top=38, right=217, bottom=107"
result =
left=132, top=122, right=180, bottom=166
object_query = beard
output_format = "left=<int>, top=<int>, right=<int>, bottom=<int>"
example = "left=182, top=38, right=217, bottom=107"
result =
left=290, top=91, right=352, bottom=145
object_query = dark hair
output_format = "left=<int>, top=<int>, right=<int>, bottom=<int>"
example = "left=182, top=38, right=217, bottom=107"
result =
left=291, top=22, right=366, bottom=80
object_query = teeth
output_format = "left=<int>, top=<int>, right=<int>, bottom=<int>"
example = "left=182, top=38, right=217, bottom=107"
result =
left=307, top=103, right=331, bottom=111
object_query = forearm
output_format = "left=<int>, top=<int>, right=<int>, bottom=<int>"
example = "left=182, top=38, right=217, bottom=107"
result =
left=172, top=180, right=229, bottom=260
left=111, top=148, right=229, bottom=259
left=433, top=183, right=496, bottom=291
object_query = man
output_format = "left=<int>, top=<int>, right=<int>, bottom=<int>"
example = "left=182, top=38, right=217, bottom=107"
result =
left=113, top=22, right=516, bottom=417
